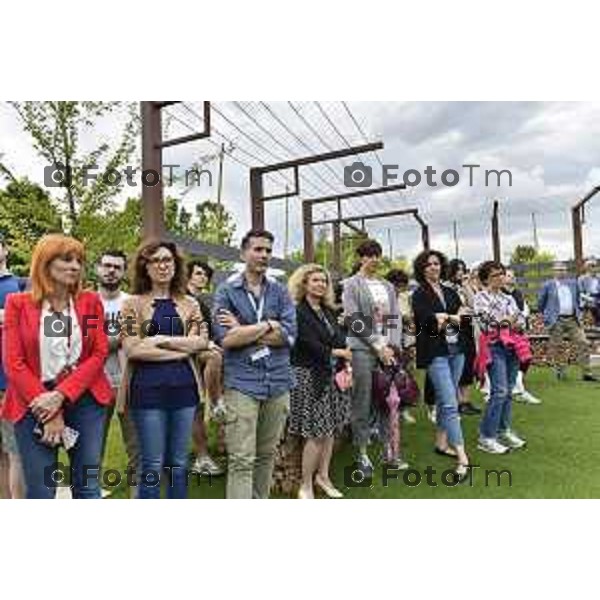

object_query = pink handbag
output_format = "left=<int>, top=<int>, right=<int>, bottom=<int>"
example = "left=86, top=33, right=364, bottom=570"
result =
left=334, top=365, right=353, bottom=392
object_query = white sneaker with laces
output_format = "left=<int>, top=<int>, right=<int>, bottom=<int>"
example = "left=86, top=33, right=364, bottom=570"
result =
left=498, top=430, right=527, bottom=450
left=517, top=391, right=542, bottom=405
left=477, top=437, right=510, bottom=455
left=190, top=454, right=225, bottom=476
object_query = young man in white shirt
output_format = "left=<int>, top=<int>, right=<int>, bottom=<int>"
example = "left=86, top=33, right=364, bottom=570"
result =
left=96, top=250, right=139, bottom=495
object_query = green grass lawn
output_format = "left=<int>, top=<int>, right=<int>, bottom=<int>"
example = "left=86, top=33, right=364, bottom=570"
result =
left=101, top=366, right=600, bottom=499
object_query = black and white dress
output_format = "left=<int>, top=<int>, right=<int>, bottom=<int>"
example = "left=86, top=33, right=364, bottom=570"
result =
left=288, top=300, right=350, bottom=438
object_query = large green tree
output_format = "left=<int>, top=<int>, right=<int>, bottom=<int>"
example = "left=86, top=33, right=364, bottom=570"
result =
left=0, top=178, right=63, bottom=275
left=165, top=198, right=236, bottom=246
left=8, top=101, right=139, bottom=234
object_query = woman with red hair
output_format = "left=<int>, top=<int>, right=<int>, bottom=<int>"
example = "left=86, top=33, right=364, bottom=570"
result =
left=1, top=234, right=112, bottom=499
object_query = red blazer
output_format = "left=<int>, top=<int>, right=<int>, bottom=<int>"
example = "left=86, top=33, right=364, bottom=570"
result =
left=1, top=291, right=113, bottom=423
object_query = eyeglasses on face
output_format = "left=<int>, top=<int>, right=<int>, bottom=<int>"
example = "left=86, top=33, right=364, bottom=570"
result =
left=148, top=256, right=175, bottom=267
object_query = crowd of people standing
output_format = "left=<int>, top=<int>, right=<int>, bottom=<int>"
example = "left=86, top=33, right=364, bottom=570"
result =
left=0, top=229, right=597, bottom=499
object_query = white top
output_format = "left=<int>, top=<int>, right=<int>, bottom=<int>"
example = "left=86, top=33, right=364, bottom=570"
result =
left=101, top=291, right=130, bottom=388
left=39, top=297, right=83, bottom=383
left=102, top=291, right=130, bottom=320
left=366, top=278, right=391, bottom=348
left=556, top=281, right=574, bottom=316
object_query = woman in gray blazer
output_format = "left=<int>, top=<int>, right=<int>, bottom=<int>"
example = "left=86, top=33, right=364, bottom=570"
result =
left=342, top=240, right=404, bottom=476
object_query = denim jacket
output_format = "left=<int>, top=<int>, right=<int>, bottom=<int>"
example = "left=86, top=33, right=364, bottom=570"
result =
left=213, top=272, right=297, bottom=400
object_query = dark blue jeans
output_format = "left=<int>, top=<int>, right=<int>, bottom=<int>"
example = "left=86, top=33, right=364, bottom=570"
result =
left=14, top=393, right=107, bottom=500
left=130, top=406, right=196, bottom=499
left=480, top=343, right=519, bottom=439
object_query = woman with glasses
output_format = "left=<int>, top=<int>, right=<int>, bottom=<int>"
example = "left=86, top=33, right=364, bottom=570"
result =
left=474, top=261, right=528, bottom=455
left=117, top=240, right=209, bottom=499
left=412, top=250, right=470, bottom=480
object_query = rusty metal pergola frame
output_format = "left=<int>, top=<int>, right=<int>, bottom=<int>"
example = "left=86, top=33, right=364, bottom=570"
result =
left=572, top=185, right=600, bottom=273
left=310, top=206, right=430, bottom=274
left=141, top=101, right=211, bottom=240
left=249, top=142, right=385, bottom=232
left=141, top=100, right=298, bottom=271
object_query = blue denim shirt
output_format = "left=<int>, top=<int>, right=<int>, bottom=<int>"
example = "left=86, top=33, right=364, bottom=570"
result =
left=212, top=272, right=297, bottom=400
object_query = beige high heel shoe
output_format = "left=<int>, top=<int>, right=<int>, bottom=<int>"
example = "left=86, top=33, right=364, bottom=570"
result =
left=314, top=475, right=344, bottom=499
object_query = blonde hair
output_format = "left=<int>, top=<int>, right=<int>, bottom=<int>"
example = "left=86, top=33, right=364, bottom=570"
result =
left=30, top=234, right=85, bottom=303
left=288, top=264, right=335, bottom=308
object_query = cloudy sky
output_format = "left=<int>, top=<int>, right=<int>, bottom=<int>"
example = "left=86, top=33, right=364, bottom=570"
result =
left=2, top=101, right=600, bottom=265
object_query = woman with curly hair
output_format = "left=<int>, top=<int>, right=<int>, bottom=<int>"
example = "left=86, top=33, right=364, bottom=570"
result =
left=411, top=250, right=470, bottom=480
left=288, top=264, right=351, bottom=499
left=117, top=240, right=209, bottom=499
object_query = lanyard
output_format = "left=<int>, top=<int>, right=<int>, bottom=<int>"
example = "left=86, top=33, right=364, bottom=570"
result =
left=246, top=291, right=265, bottom=323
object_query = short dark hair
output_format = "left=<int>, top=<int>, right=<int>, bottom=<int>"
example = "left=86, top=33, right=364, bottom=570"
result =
left=385, top=269, right=409, bottom=288
left=187, top=259, right=214, bottom=282
left=356, top=239, right=383, bottom=258
left=98, top=249, right=128, bottom=267
left=241, top=229, right=275, bottom=250
left=448, top=259, right=468, bottom=282
left=478, top=260, right=505, bottom=285
left=413, top=250, right=449, bottom=286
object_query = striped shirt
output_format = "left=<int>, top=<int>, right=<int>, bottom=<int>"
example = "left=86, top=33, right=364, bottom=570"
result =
left=473, top=290, right=525, bottom=332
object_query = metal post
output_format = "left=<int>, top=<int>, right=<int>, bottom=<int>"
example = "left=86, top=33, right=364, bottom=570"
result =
left=250, top=168, right=265, bottom=230
left=217, top=143, right=225, bottom=205
left=332, top=221, right=342, bottom=274
left=453, top=220, right=459, bottom=258
left=422, top=223, right=430, bottom=251
left=141, top=101, right=164, bottom=239
left=303, top=201, right=314, bottom=262
left=573, top=206, right=583, bottom=274
left=492, top=200, right=501, bottom=262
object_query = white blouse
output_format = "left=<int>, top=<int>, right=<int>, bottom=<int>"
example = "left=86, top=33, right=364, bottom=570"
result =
left=39, top=298, right=83, bottom=383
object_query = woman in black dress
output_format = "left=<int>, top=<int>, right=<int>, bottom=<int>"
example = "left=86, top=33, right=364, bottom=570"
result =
left=288, top=264, right=352, bottom=499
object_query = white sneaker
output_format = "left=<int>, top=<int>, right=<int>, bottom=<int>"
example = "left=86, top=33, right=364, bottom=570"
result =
left=477, top=437, right=510, bottom=455
left=383, top=455, right=410, bottom=470
left=190, top=454, right=225, bottom=476
left=498, top=430, right=527, bottom=450
left=427, top=406, right=437, bottom=424
left=516, top=391, right=542, bottom=405
left=402, top=409, right=417, bottom=425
